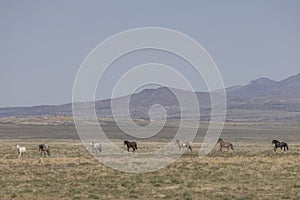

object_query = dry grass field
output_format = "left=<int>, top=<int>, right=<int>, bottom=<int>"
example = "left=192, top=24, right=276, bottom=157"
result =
left=0, top=122, right=299, bottom=200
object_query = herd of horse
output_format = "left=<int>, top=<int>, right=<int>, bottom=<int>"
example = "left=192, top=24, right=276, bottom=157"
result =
left=16, top=143, right=51, bottom=159
left=15, top=139, right=289, bottom=159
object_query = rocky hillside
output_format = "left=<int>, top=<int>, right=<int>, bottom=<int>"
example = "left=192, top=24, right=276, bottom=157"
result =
left=1, top=73, right=300, bottom=122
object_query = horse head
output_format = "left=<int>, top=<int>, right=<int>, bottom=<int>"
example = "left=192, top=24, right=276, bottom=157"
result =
left=39, top=144, right=46, bottom=151
left=272, top=140, right=279, bottom=144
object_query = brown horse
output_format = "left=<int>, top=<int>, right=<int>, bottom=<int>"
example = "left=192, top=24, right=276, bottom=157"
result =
left=124, top=140, right=137, bottom=152
left=217, top=138, right=234, bottom=152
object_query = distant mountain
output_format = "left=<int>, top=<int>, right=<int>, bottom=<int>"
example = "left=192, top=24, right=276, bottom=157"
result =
left=1, top=73, right=300, bottom=122
left=0, top=87, right=214, bottom=120
left=107, top=87, right=214, bottom=119
left=227, top=73, right=300, bottom=103
left=225, top=73, right=300, bottom=122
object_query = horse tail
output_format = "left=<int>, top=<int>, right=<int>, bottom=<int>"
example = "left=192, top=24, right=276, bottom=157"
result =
left=135, top=143, right=138, bottom=149
left=230, top=144, right=234, bottom=150
left=47, top=149, right=51, bottom=156
left=286, top=144, right=289, bottom=151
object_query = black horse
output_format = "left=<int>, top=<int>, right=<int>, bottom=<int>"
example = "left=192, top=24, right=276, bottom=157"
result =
left=272, top=140, right=289, bottom=151
left=124, top=140, right=137, bottom=152
left=39, top=144, right=51, bottom=156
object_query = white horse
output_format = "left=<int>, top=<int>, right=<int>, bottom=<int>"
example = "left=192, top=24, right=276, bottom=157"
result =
left=175, top=139, right=192, bottom=152
left=16, top=144, right=26, bottom=159
left=90, top=141, right=102, bottom=154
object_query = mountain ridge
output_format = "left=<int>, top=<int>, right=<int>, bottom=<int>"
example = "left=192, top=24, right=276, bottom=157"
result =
left=1, top=73, right=300, bottom=122
left=226, top=73, right=300, bottom=102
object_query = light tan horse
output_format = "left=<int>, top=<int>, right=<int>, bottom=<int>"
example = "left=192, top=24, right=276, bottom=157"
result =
left=175, top=139, right=192, bottom=152
left=217, top=138, right=234, bottom=152
left=16, top=144, right=26, bottom=159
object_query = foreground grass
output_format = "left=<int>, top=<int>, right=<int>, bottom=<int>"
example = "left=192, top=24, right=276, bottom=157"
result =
left=0, top=140, right=299, bottom=200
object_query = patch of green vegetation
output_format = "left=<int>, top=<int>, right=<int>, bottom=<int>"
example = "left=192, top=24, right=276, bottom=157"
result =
left=171, top=178, right=184, bottom=184
left=149, top=178, right=164, bottom=187
left=87, top=194, right=99, bottom=199
left=10, top=193, right=17, bottom=198
left=182, top=191, right=192, bottom=200
left=293, top=184, right=300, bottom=188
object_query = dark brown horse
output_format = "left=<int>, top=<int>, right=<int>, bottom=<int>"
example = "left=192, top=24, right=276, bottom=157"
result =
left=124, top=140, right=137, bottom=152
left=272, top=140, right=288, bottom=151
left=217, top=138, right=234, bottom=152
left=39, top=144, right=50, bottom=156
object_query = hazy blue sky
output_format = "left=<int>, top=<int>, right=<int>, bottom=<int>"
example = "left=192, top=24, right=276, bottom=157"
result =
left=0, top=1, right=299, bottom=107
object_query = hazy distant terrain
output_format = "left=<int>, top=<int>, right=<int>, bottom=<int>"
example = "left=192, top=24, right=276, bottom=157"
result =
left=1, top=73, right=300, bottom=123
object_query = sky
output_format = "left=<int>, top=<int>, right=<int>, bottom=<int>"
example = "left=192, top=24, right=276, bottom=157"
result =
left=0, top=1, right=299, bottom=107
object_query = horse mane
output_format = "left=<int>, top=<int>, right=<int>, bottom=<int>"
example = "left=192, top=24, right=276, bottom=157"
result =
left=272, top=139, right=280, bottom=144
